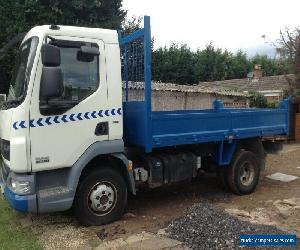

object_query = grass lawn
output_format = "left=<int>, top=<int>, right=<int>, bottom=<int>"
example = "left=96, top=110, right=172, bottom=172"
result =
left=0, top=194, right=41, bottom=250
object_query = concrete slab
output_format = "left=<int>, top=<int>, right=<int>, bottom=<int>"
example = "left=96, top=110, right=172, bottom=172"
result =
left=95, top=232, right=189, bottom=250
left=266, top=172, right=298, bottom=182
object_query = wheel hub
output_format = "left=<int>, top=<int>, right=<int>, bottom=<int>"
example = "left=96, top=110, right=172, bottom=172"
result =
left=89, top=183, right=115, bottom=213
left=240, top=162, right=255, bottom=186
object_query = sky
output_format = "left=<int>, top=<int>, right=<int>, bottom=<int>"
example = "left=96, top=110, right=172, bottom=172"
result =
left=122, top=0, right=300, bottom=57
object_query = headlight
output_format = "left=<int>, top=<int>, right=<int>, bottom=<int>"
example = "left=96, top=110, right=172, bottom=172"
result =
left=10, top=179, right=31, bottom=194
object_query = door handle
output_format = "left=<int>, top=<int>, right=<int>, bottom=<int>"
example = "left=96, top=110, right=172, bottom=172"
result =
left=95, top=122, right=108, bottom=136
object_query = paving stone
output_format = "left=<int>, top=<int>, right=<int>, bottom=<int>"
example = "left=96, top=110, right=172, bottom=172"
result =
left=266, top=172, right=299, bottom=182
left=95, top=232, right=188, bottom=250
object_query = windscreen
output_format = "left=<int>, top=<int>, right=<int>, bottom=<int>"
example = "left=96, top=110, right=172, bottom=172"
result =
left=7, top=37, right=39, bottom=104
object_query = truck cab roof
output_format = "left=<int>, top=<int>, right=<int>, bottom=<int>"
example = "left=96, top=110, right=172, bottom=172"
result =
left=23, top=25, right=119, bottom=45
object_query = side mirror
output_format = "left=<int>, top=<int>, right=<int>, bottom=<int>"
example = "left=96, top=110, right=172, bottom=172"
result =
left=42, top=44, right=61, bottom=66
left=40, top=67, right=64, bottom=100
left=81, top=46, right=99, bottom=56
left=77, top=46, right=99, bottom=62
left=40, top=44, right=63, bottom=100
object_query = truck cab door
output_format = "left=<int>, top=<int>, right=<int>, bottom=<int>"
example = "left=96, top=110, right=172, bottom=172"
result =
left=29, top=37, right=110, bottom=172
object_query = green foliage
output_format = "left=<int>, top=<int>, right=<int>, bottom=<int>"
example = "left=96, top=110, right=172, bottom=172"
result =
left=231, top=50, right=252, bottom=79
left=152, top=44, right=291, bottom=85
left=194, top=44, right=231, bottom=82
left=267, top=101, right=278, bottom=109
left=248, top=91, right=268, bottom=108
left=251, top=54, right=292, bottom=76
left=121, top=15, right=142, bottom=36
left=0, top=0, right=126, bottom=94
left=153, top=44, right=195, bottom=84
left=0, top=195, right=41, bottom=249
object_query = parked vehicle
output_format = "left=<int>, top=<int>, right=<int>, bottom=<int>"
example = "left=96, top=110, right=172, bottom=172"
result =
left=0, top=16, right=289, bottom=225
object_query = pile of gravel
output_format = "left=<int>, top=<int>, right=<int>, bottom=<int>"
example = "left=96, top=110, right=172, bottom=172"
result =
left=166, top=203, right=294, bottom=249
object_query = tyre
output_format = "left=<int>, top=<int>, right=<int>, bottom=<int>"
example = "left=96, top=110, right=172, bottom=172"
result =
left=73, top=167, right=127, bottom=226
left=226, top=150, right=261, bottom=195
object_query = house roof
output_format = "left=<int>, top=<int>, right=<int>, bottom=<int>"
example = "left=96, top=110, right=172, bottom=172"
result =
left=124, top=74, right=293, bottom=98
left=197, top=74, right=293, bottom=92
left=124, top=81, right=247, bottom=97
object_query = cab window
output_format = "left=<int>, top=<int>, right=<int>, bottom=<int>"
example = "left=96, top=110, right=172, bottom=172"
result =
left=59, top=44, right=99, bottom=102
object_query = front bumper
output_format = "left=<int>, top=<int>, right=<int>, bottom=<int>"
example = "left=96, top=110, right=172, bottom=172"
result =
left=1, top=161, right=75, bottom=214
left=0, top=161, right=37, bottom=213
left=3, top=187, right=37, bottom=213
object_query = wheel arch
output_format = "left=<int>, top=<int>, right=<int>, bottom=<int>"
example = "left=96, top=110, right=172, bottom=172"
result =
left=215, top=137, right=265, bottom=168
left=237, top=137, right=265, bottom=159
left=79, top=153, right=136, bottom=195
left=66, top=140, right=136, bottom=197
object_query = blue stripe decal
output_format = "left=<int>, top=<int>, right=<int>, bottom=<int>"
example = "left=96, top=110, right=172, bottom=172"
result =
left=69, top=114, right=76, bottom=122
left=45, top=117, right=52, bottom=125
left=61, top=115, right=68, bottom=123
left=53, top=115, right=60, bottom=123
left=37, top=118, right=44, bottom=127
left=12, top=108, right=122, bottom=130
left=91, top=111, right=97, bottom=119
left=13, top=122, right=18, bottom=130
left=29, top=119, right=35, bottom=128
left=77, top=113, right=83, bottom=121
left=84, top=112, right=90, bottom=119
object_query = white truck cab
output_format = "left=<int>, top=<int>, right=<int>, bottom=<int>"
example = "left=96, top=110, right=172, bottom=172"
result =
left=0, top=24, right=132, bottom=225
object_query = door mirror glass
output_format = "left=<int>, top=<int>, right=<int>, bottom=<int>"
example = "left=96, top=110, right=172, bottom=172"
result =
left=80, top=46, right=99, bottom=56
left=40, top=67, right=64, bottom=100
left=77, top=46, right=99, bottom=62
left=42, top=44, right=61, bottom=66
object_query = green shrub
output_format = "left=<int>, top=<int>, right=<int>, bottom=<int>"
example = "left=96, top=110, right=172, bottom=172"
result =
left=248, top=91, right=268, bottom=108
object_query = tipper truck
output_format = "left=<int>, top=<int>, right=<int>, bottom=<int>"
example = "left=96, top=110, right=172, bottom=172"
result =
left=0, top=16, right=290, bottom=225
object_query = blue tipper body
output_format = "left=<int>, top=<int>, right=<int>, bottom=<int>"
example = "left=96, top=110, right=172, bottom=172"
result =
left=119, top=16, right=290, bottom=159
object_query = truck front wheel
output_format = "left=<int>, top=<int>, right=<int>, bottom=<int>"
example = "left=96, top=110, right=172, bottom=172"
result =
left=74, top=167, right=127, bottom=226
left=226, top=150, right=261, bottom=195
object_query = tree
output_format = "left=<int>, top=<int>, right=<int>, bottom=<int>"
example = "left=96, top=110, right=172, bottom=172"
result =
left=152, top=44, right=195, bottom=84
left=248, top=91, right=268, bottom=108
left=194, top=44, right=236, bottom=82
left=0, top=0, right=126, bottom=93
left=250, top=54, right=292, bottom=76
left=152, top=42, right=290, bottom=85
left=121, top=15, right=142, bottom=36
left=275, top=27, right=300, bottom=101
left=227, top=50, right=251, bottom=79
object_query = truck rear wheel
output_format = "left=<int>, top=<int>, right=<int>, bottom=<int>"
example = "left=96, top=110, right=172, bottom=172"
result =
left=226, top=150, right=260, bottom=195
left=74, top=167, right=127, bottom=226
